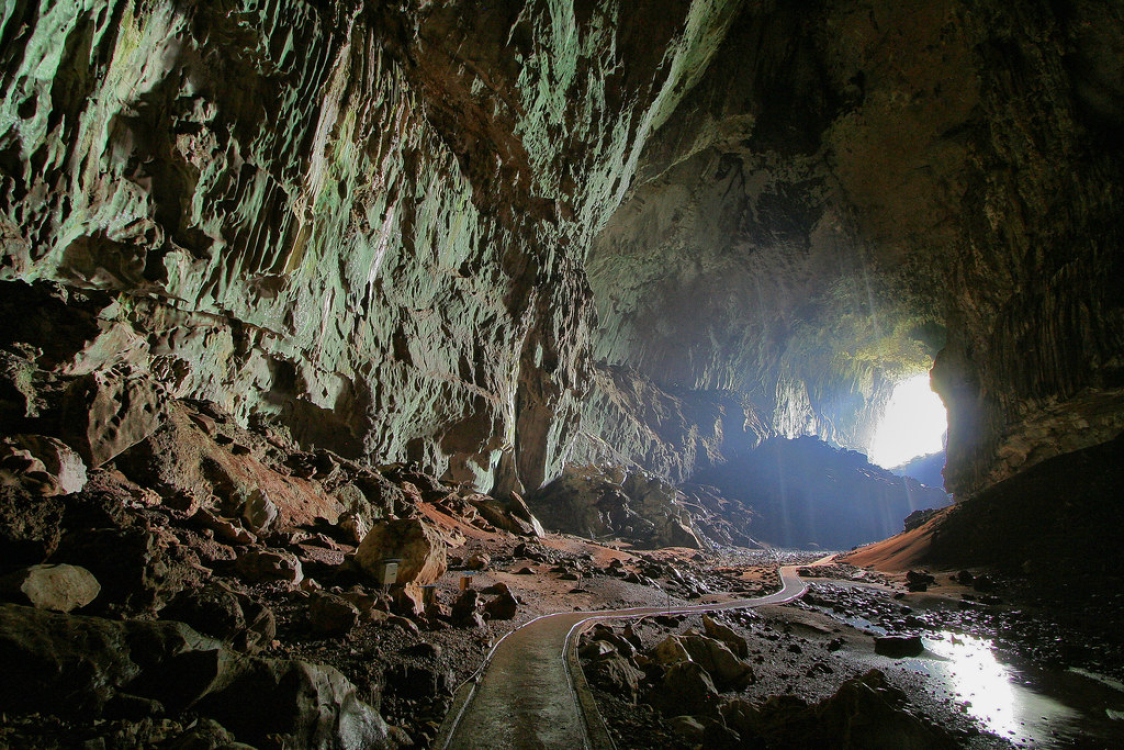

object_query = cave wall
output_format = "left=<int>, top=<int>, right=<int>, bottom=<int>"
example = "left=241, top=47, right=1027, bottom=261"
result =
left=2, top=0, right=1121, bottom=502
left=583, top=0, right=1124, bottom=497
left=0, top=0, right=745, bottom=493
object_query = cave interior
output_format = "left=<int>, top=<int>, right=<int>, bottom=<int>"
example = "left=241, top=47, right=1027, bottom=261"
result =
left=1, top=0, right=1123, bottom=748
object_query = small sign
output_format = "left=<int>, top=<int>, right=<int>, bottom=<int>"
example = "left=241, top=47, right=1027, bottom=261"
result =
left=382, top=561, right=399, bottom=586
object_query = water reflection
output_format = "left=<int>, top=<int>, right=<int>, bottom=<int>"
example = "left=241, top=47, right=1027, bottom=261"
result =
left=917, top=633, right=1075, bottom=743
left=901, top=632, right=1124, bottom=747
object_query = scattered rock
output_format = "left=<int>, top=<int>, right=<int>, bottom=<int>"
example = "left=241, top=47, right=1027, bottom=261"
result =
left=234, top=549, right=304, bottom=585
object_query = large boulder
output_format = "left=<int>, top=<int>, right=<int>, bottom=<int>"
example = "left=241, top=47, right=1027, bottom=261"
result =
left=652, top=660, right=719, bottom=718
left=62, top=367, right=167, bottom=468
left=680, top=634, right=753, bottom=690
left=195, top=657, right=389, bottom=750
left=721, top=669, right=956, bottom=749
left=0, top=602, right=223, bottom=716
left=354, top=518, right=447, bottom=585
left=0, top=563, right=100, bottom=613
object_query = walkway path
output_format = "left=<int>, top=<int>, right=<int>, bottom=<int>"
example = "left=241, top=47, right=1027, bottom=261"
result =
left=435, top=564, right=812, bottom=749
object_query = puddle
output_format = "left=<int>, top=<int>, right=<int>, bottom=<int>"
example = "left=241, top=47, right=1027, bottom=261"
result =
left=902, top=632, right=1124, bottom=747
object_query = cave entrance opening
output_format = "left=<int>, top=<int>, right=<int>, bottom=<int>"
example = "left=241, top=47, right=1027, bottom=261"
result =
left=867, top=373, right=947, bottom=469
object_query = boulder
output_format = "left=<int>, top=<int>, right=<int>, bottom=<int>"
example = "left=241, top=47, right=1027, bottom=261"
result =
left=651, top=635, right=692, bottom=667
left=466, top=551, right=491, bottom=570
left=451, top=590, right=483, bottom=628
left=161, top=582, right=247, bottom=642
left=703, top=614, right=749, bottom=658
left=483, top=588, right=519, bottom=620
left=194, top=657, right=389, bottom=749
left=466, top=494, right=545, bottom=537
left=0, top=485, right=65, bottom=565
left=0, top=563, right=100, bottom=612
left=527, top=466, right=704, bottom=550
left=680, top=634, right=753, bottom=689
left=0, top=602, right=223, bottom=716
left=0, top=435, right=87, bottom=496
left=235, top=550, right=304, bottom=585
left=52, top=524, right=193, bottom=612
left=391, top=583, right=427, bottom=618
left=874, top=635, right=925, bottom=658
left=62, top=367, right=167, bottom=468
left=587, top=652, right=645, bottom=704
left=723, top=669, right=955, bottom=749
left=239, top=489, right=278, bottom=535
left=354, top=518, right=447, bottom=586
left=383, top=662, right=453, bottom=702
left=652, top=660, right=719, bottom=717
left=308, top=592, right=361, bottom=637
left=0, top=603, right=390, bottom=748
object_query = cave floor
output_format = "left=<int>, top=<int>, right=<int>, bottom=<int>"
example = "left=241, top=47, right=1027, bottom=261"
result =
left=584, top=562, right=1124, bottom=750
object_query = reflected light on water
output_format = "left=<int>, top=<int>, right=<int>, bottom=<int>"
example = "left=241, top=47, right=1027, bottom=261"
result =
left=911, top=632, right=1079, bottom=745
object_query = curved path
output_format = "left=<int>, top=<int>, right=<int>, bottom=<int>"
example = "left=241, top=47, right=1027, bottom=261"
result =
left=435, top=564, right=812, bottom=750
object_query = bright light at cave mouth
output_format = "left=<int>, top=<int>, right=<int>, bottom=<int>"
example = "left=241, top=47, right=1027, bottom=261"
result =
left=868, top=374, right=948, bottom=469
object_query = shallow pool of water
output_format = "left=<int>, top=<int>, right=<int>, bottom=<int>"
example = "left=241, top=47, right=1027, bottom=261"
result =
left=903, top=632, right=1124, bottom=748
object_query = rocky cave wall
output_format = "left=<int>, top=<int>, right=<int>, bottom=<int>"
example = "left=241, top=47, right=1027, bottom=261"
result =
left=0, top=0, right=746, bottom=493
left=579, top=0, right=1124, bottom=496
left=1, top=0, right=1122, bottom=502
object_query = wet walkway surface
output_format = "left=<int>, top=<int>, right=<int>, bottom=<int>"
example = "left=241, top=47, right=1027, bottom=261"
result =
left=436, top=565, right=811, bottom=750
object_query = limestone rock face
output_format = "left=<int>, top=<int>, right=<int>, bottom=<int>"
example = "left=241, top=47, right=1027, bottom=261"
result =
left=0, top=435, right=87, bottom=496
left=355, top=518, right=447, bottom=586
left=0, top=0, right=1121, bottom=525
left=583, top=0, right=1124, bottom=497
left=0, top=0, right=749, bottom=496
